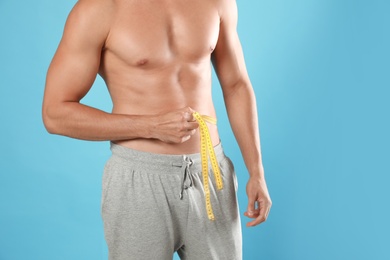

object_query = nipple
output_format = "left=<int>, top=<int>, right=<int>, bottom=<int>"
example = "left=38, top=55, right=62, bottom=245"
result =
left=136, top=58, right=148, bottom=66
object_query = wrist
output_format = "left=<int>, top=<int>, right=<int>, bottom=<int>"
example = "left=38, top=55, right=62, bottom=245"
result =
left=125, top=114, right=156, bottom=139
left=143, top=114, right=157, bottom=139
left=248, top=164, right=265, bottom=180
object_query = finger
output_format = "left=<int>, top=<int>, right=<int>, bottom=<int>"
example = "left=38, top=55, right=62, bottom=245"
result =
left=180, top=135, right=192, bottom=143
left=185, top=121, right=199, bottom=130
left=182, top=129, right=196, bottom=138
left=245, top=197, right=257, bottom=218
left=247, top=201, right=267, bottom=227
left=265, top=203, right=271, bottom=219
left=183, top=111, right=195, bottom=122
left=188, top=129, right=197, bottom=136
left=243, top=208, right=259, bottom=218
left=185, top=106, right=195, bottom=113
left=182, top=107, right=196, bottom=120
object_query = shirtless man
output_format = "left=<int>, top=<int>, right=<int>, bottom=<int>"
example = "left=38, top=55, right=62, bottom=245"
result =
left=42, top=0, right=271, bottom=259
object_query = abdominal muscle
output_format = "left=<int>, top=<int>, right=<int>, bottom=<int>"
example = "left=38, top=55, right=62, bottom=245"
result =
left=99, top=56, right=221, bottom=155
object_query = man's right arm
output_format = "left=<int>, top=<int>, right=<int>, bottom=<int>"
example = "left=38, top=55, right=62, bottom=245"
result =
left=42, top=0, right=198, bottom=143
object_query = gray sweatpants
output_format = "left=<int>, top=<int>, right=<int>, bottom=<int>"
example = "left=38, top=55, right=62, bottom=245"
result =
left=101, top=142, right=242, bottom=260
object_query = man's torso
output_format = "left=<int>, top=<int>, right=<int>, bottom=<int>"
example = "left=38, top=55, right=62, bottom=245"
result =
left=98, top=0, right=223, bottom=154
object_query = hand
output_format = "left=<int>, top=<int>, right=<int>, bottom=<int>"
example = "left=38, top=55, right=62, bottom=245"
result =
left=244, top=175, right=272, bottom=227
left=152, top=107, right=199, bottom=143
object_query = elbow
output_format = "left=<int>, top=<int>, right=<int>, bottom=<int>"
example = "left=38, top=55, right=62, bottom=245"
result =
left=223, top=78, right=252, bottom=99
left=42, top=104, right=60, bottom=135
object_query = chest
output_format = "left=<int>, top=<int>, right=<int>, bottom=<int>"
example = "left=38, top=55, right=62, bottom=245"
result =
left=105, top=0, right=221, bottom=67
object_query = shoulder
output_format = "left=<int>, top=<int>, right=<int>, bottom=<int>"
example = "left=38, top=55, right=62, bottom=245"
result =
left=67, top=0, right=114, bottom=27
left=62, top=0, right=115, bottom=47
left=213, top=0, right=238, bottom=23
left=72, top=0, right=114, bottom=14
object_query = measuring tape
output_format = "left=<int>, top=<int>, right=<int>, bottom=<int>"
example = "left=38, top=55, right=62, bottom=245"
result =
left=192, top=112, right=224, bottom=220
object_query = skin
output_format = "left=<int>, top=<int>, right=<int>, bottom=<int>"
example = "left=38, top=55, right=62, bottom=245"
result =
left=42, top=0, right=272, bottom=227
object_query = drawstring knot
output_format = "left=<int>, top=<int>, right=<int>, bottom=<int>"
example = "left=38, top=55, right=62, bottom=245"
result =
left=178, top=155, right=194, bottom=199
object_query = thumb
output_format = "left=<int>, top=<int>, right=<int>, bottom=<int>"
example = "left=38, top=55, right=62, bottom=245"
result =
left=183, top=107, right=196, bottom=121
left=246, top=196, right=256, bottom=217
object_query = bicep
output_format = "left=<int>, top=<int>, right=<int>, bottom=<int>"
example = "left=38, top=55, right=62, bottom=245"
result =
left=44, top=1, right=109, bottom=105
left=212, top=0, right=250, bottom=96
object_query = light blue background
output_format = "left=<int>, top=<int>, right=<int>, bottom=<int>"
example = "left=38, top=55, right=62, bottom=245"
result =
left=0, top=0, right=389, bottom=259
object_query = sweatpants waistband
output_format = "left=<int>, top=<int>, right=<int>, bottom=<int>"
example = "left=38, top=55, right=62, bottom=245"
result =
left=109, top=141, right=226, bottom=173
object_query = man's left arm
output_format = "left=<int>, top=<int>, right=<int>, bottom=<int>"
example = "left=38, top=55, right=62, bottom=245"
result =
left=212, top=0, right=272, bottom=227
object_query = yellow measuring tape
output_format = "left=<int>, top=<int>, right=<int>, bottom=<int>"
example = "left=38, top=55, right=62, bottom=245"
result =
left=192, top=112, right=224, bottom=220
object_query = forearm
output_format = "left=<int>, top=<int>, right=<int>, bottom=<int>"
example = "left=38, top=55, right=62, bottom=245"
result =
left=42, top=101, right=152, bottom=141
left=224, top=83, right=265, bottom=179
